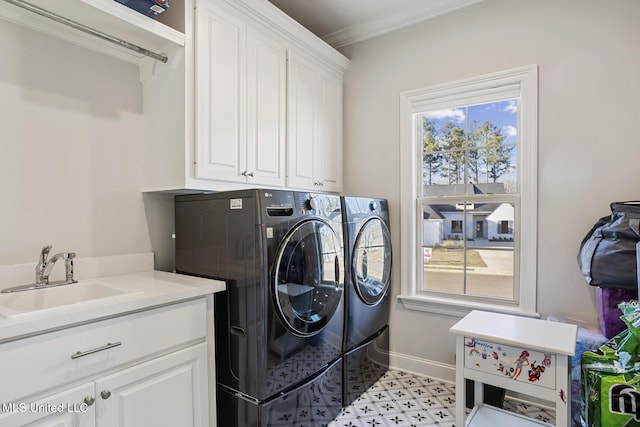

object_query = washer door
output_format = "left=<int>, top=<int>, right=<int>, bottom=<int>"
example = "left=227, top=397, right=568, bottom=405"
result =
left=352, top=218, right=392, bottom=305
left=274, top=219, right=344, bottom=336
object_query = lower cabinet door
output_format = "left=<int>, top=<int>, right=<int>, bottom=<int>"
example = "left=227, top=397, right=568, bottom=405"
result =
left=95, top=343, right=209, bottom=427
left=0, top=383, right=96, bottom=427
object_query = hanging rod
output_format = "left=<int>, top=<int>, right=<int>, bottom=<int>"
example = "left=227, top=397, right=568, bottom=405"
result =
left=2, top=0, right=168, bottom=63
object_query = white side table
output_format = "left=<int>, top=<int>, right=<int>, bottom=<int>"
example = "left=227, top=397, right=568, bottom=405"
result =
left=450, top=310, right=577, bottom=427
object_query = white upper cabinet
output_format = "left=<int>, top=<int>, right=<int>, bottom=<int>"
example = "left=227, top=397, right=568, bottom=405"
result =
left=318, top=71, right=344, bottom=192
left=194, top=5, right=244, bottom=183
left=0, top=0, right=349, bottom=193
left=286, top=52, right=316, bottom=190
left=194, top=2, right=286, bottom=187
left=287, top=50, right=343, bottom=192
left=246, top=26, right=287, bottom=187
left=141, top=0, right=349, bottom=193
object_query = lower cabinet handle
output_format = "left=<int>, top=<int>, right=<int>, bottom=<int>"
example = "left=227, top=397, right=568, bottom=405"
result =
left=101, top=390, right=112, bottom=400
left=71, top=342, right=122, bottom=359
left=83, top=396, right=95, bottom=407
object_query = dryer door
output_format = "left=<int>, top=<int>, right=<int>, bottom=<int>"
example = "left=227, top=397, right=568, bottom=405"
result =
left=274, top=219, right=344, bottom=336
left=352, top=218, right=392, bottom=305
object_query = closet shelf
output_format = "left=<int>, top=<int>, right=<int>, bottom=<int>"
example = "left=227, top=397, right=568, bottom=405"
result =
left=0, top=0, right=185, bottom=63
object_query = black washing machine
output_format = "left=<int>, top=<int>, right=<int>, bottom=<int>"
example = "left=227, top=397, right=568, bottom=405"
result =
left=341, top=196, right=392, bottom=407
left=174, top=189, right=344, bottom=427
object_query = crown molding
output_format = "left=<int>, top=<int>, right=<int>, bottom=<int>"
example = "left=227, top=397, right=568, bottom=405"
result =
left=322, top=0, right=483, bottom=49
left=224, top=0, right=350, bottom=73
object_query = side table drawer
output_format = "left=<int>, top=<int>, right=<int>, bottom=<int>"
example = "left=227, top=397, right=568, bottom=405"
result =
left=463, top=337, right=556, bottom=390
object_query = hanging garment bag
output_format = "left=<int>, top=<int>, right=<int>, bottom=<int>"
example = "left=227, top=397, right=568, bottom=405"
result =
left=578, top=201, right=640, bottom=290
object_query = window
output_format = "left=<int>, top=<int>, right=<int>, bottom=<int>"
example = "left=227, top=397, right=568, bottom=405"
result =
left=399, top=66, right=538, bottom=317
left=451, top=220, right=463, bottom=234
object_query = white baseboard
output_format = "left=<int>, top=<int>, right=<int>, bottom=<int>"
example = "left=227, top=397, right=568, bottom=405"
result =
left=387, top=352, right=550, bottom=407
left=388, top=350, right=456, bottom=383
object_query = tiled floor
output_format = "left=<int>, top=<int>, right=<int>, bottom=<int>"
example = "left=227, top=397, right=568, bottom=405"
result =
left=329, top=369, right=556, bottom=427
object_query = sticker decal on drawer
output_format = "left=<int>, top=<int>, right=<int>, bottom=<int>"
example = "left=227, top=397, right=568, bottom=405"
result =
left=464, top=337, right=556, bottom=389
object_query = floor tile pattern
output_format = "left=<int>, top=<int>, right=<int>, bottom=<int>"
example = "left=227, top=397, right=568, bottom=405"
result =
left=502, top=399, right=556, bottom=425
left=330, top=368, right=556, bottom=427
left=265, top=359, right=343, bottom=427
left=266, top=340, right=341, bottom=394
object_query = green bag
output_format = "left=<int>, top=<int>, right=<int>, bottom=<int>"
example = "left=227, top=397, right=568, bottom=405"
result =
left=582, top=302, right=640, bottom=426
left=582, top=369, right=640, bottom=426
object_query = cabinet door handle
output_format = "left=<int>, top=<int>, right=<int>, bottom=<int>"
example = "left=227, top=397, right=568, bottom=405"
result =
left=71, top=342, right=122, bottom=359
left=83, top=396, right=95, bottom=407
left=101, top=390, right=112, bottom=400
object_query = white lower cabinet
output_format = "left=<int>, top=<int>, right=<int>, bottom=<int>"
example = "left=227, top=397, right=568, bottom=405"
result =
left=96, top=343, right=208, bottom=427
left=0, top=298, right=213, bottom=427
left=0, top=383, right=96, bottom=427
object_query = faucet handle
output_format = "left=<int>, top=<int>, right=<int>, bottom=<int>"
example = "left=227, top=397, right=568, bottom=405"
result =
left=65, top=252, right=77, bottom=284
left=35, top=245, right=53, bottom=286
left=39, top=245, right=53, bottom=264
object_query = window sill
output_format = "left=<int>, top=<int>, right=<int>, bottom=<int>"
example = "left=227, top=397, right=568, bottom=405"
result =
left=397, top=294, right=540, bottom=319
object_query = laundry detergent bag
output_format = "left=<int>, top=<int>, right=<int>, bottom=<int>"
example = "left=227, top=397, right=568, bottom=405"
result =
left=582, top=303, right=640, bottom=426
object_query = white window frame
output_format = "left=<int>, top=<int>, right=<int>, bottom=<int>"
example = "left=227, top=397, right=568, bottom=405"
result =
left=398, top=65, right=539, bottom=318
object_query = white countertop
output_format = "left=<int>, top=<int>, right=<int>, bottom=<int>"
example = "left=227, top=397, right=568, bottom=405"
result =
left=450, top=310, right=578, bottom=356
left=0, top=270, right=225, bottom=343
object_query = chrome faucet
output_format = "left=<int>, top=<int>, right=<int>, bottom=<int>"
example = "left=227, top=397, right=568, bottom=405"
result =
left=35, top=245, right=52, bottom=285
left=38, top=249, right=77, bottom=286
left=0, top=245, right=78, bottom=293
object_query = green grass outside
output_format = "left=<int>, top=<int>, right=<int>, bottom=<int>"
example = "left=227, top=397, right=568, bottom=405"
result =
left=426, top=247, right=487, bottom=268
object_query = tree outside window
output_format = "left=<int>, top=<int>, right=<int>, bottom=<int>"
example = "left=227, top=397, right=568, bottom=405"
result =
left=420, top=99, right=518, bottom=301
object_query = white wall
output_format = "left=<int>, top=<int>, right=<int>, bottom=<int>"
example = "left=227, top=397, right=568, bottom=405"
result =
left=0, top=19, right=150, bottom=267
left=339, top=0, right=640, bottom=378
left=3, top=0, right=639, bottom=380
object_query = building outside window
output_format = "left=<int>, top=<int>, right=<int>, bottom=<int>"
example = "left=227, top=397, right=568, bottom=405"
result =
left=499, top=220, right=511, bottom=235
left=399, top=66, right=538, bottom=316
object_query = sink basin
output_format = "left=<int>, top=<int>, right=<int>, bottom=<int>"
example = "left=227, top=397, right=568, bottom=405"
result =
left=0, top=282, right=142, bottom=318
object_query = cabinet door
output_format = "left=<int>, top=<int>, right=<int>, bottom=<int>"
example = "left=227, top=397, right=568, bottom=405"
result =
left=315, top=70, right=343, bottom=192
left=95, top=344, right=209, bottom=427
left=287, top=50, right=344, bottom=192
left=0, top=383, right=95, bottom=427
left=195, top=3, right=246, bottom=182
left=286, top=51, right=318, bottom=190
left=245, top=26, right=286, bottom=187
